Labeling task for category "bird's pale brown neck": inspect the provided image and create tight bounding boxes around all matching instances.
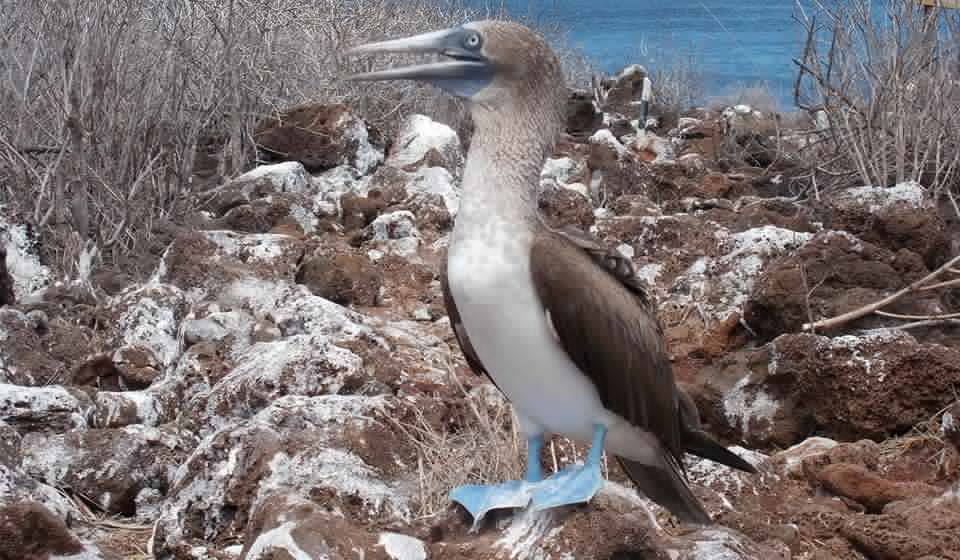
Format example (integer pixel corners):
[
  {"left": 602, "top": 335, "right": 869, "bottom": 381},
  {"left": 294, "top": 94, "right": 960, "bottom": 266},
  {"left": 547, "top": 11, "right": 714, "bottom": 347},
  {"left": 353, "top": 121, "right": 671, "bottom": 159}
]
[{"left": 459, "top": 93, "right": 564, "bottom": 230}]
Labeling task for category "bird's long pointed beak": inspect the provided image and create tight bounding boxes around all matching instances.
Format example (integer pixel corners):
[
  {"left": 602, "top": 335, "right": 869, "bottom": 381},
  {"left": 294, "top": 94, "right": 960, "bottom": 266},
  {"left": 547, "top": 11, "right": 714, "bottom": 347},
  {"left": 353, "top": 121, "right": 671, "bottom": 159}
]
[
  {"left": 345, "top": 27, "right": 490, "bottom": 84},
  {"left": 347, "top": 28, "right": 460, "bottom": 56}
]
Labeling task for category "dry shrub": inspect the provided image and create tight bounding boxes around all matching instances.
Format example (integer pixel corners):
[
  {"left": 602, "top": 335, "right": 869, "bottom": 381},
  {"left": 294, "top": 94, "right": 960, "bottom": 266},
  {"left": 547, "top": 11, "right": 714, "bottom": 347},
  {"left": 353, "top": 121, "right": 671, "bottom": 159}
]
[
  {"left": 395, "top": 366, "right": 611, "bottom": 517},
  {"left": 650, "top": 52, "right": 706, "bottom": 116},
  {"left": 794, "top": 0, "right": 960, "bottom": 195},
  {"left": 394, "top": 380, "right": 522, "bottom": 517},
  {"left": 0, "top": 0, "right": 592, "bottom": 279},
  {"left": 709, "top": 84, "right": 782, "bottom": 114},
  {"left": 0, "top": 0, "right": 486, "bottom": 276}
]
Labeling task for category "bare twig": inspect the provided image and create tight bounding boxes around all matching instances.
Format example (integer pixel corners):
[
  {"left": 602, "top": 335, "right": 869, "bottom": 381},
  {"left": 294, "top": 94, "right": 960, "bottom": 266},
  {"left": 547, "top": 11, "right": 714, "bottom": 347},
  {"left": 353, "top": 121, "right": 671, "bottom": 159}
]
[
  {"left": 793, "top": 0, "right": 960, "bottom": 196},
  {"left": 861, "top": 318, "right": 960, "bottom": 332},
  {"left": 874, "top": 310, "right": 960, "bottom": 320},
  {"left": 803, "top": 254, "right": 960, "bottom": 331},
  {"left": 919, "top": 278, "right": 960, "bottom": 291}
]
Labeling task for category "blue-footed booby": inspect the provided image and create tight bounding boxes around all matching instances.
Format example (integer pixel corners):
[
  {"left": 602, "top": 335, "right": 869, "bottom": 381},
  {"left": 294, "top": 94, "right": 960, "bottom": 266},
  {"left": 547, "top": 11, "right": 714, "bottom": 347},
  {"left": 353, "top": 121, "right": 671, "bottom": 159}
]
[{"left": 348, "top": 21, "right": 756, "bottom": 526}]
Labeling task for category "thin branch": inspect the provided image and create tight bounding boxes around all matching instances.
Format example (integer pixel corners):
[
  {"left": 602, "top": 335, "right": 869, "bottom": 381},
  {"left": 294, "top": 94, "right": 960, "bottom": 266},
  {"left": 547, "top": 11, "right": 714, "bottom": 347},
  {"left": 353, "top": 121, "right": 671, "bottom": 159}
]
[
  {"left": 874, "top": 310, "right": 960, "bottom": 321},
  {"left": 803, "top": 254, "right": 960, "bottom": 331},
  {"left": 919, "top": 278, "right": 960, "bottom": 291},
  {"left": 861, "top": 319, "right": 960, "bottom": 332}
]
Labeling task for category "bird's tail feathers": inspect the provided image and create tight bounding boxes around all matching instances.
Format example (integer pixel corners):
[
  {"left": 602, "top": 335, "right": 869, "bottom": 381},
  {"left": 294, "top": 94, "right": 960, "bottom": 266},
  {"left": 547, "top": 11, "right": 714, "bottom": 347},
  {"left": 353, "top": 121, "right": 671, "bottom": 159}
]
[
  {"left": 682, "top": 428, "right": 758, "bottom": 474},
  {"left": 617, "top": 457, "right": 712, "bottom": 525}
]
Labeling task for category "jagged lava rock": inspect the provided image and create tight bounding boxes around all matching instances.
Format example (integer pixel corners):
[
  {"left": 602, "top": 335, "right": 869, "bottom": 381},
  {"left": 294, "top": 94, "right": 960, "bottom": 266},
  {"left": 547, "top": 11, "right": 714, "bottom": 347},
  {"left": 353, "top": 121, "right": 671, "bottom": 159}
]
[
  {"left": 840, "top": 511, "right": 960, "bottom": 560},
  {"left": 0, "top": 384, "right": 93, "bottom": 434},
  {"left": 0, "top": 422, "right": 81, "bottom": 523},
  {"left": 200, "top": 161, "right": 310, "bottom": 216},
  {"left": 20, "top": 425, "right": 191, "bottom": 516},
  {"left": 565, "top": 88, "right": 603, "bottom": 137},
  {"left": 720, "top": 330, "right": 960, "bottom": 445},
  {"left": 176, "top": 276, "right": 378, "bottom": 432},
  {"left": 183, "top": 333, "right": 367, "bottom": 431},
  {"left": 0, "top": 246, "right": 13, "bottom": 306},
  {"left": 815, "top": 463, "right": 940, "bottom": 512},
  {"left": 721, "top": 104, "right": 767, "bottom": 133},
  {"left": 815, "top": 181, "right": 949, "bottom": 265},
  {"left": 90, "top": 340, "right": 231, "bottom": 430},
  {"left": 105, "top": 283, "right": 188, "bottom": 373},
  {"left": 600, "top": 64, "right": 648, "bottom": 116},
  {"left": 153, "top": 395, "right": 410, "bottom": 558},
  {"left": 240, "top": 492, "right": 393, "bottom": 559},
  {"left": 255, "top": 103, "right": 384, "bottom": 174},
  {"left": 0, "top": 308, "right": 64, "bottom": 386},
  {"left": 745, "top": 230, "right": 933, "bottom": 337},
  {"left": 295, "top": 251, "right": 383, "bottom": 307},
  {"left": 538, "top": 187, "right": 595, "bottom": 230},
  {"left": 0, "top": 209, "right": 51, "bottom": 300},
  {"left": 590, "top": 128, "right": 627, "bottom": 159},
  {"left": 154, "top": 230, "right": 304, "bottom": 294},
  {"left": 0, "top": 420, "right": 19, "bottom": 463},
  {"left": 0, "top": 501, "right": 85, "bottom": 560},
  {"left": 386, "top": 114, "right": 463, "bottom": 174},
  {"left": 629, "top": 130, "right": 676, "bottom": 164},
  {"left": 370, "top": 211, "right": 420, "bottom": 260},
  {"left": 541, "top": 155, "right": 591, "bottom": 193},
  {"left": 771, "top": 436, "right": 839, "bottom": 477},
  {"left": 619, "top": 222, "right": 816, "bottom": 358},
  {"left": 217, "top": 191, "right": 327, "bottom": 236},
  {"left": 399, "top": 166, "right": 461, "bottom": 230},
  {"left": 181, "top": 308, "right": 256, "bottom": 350},
  {"left": 111, "top": 346, "right": 162, "bottom": 389}
]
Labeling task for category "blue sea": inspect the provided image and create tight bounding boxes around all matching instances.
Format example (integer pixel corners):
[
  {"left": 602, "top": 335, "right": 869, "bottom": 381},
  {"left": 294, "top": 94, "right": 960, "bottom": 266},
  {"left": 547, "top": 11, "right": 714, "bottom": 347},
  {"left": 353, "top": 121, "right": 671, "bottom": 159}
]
[{"left": 461, "top": 0, "right": 804, "bottom": 107}]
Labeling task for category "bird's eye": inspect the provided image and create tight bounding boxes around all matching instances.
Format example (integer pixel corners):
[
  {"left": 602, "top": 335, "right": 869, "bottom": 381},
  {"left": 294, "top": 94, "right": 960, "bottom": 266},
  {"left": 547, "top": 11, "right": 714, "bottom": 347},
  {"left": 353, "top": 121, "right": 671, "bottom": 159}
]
[{"left": 464, "top": 33, "right": 482, "bottom": 49}]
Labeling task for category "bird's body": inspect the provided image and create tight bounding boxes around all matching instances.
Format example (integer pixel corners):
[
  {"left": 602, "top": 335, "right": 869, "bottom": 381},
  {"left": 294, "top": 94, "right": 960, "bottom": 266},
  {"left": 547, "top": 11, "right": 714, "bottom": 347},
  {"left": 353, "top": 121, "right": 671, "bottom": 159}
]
[
  {"left": 348, "top": 20, "right": 756, "bottom": 527},
  {"left": 449, "top": 193, "right": 615, "bottom": 443},
  {"left": 447, "top": 117, "right": 664, "bottom": 465}
]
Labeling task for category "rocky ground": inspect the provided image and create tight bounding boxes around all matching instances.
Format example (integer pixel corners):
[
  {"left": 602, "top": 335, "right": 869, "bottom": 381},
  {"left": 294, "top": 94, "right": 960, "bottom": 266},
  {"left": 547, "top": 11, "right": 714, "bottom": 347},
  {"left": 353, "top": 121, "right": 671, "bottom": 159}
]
[{"left": 2, "top": 68, "right": 960, "bottom": 559}]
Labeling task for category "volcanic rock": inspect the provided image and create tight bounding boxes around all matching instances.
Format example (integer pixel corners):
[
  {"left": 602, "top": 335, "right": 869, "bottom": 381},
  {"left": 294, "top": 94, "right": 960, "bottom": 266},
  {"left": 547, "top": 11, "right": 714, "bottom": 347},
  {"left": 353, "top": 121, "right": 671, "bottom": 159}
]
[
  {"left": 745, "top": 230, "right": 933, "bottom": 337},
  {"left": 815, "top": 181, "right": 949, "bottom": 266},
  {"left": 538, "top": 187, "right": 595, "bottom": 230},
  {"left": 296, "top": 252, "right": 383, "bottom": 306},
  {"left": 255, "top": 103, "right": 384, "bottom": 174},
  {"left": 0, "top": 309, "right": 64, "bottom": 386},
  {"left": 815, "top": 463, "right": 940, "bottom": 512},
  {"left": 20, "top": 425, "right": 190, "bottom": 516},
  {"left": 201, "top": 161, "right": 311, "bottom": 216},
  {"left": 0, "top": 501, "right": 84, "bottom": 560},
  {"left": 717, "top": 331, "right": 960, "bottom": 446},
  {"left": 386, "top": 114, "right": 463, "bottom": 174},
  {"left": 0, "top": 247, "right": 13, "bottom": 306},
  {"left": 565, "top": 89, "right": 603, "bottom": 137}
]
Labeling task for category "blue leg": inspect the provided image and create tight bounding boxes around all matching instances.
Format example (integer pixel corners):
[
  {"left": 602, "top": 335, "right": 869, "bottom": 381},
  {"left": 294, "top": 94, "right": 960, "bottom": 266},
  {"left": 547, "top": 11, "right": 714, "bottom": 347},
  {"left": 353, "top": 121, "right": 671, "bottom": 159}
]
[
  {"left": 525, "top": 434, "right": 543, "bottom": 482},
  {"left": 449, "top": 434, "right": 545, "bottom": 526},
  {"left": 530, "top": 424, "right": 607, "bottom": 511}
]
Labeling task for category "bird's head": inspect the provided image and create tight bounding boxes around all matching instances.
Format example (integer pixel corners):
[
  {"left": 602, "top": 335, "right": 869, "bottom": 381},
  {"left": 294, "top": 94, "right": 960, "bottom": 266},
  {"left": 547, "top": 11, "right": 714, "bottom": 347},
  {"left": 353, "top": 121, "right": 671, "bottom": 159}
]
[{"left": 347, "top": 21, "right": 564, "bottom": 120}]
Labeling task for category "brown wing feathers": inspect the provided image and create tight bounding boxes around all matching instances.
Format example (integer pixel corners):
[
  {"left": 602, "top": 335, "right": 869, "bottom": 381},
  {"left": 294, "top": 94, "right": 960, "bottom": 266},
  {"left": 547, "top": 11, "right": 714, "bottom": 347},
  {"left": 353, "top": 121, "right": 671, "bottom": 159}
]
[
  {"left": 528, "top": 232, "right": 685, "bottom": 463},
  {"left": 440, "top": 228, "right": 754, "bottom": 524},
  {"left": 529, "top": 231, "right": 712, "bottom": 523}
]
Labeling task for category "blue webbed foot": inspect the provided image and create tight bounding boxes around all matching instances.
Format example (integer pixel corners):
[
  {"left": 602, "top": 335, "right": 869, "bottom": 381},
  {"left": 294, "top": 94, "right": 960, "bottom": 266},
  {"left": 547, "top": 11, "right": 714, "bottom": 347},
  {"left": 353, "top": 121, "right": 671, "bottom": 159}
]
[
  {"left": 449, "top": 426, "right": 609, "bottom": 525},
  {"left": 449, "top": 480, "right": 532, "bottom": 527},
  {"left": 449, "top": 433, "right": 545, "bottom": 528},
  {"left": 531, "top": 424, "right": 607, "bottom": 511},
  {"left": 530, "top": 461, "right": 604, "bottom": 511}
]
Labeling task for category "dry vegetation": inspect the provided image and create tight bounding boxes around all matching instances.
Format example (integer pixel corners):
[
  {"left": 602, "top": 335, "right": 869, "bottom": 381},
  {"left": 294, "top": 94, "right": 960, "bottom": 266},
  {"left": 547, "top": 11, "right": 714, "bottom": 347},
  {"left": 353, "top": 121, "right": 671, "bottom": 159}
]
[
  {"left": 394, "top": 380, "right": 523, "bottom": 517},
  {"left": 794, "top": 0, "right": 960, "bottom": 197},
  {"left": 0, "top": 0, "right": 590, "bottom": 278},
  {"left": 396, "top": 364, "right": 610, "bottom": 517},
  {"left": 648, "top": 51, "right": 706, "bottom": 116}
]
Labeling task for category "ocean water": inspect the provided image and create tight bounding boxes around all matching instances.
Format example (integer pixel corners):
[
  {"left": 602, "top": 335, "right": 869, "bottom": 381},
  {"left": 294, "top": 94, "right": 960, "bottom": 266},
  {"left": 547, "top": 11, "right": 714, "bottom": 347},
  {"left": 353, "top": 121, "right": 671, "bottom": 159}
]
[{"left": 462, "top": 0, "right": 804, "bottom": 107}]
